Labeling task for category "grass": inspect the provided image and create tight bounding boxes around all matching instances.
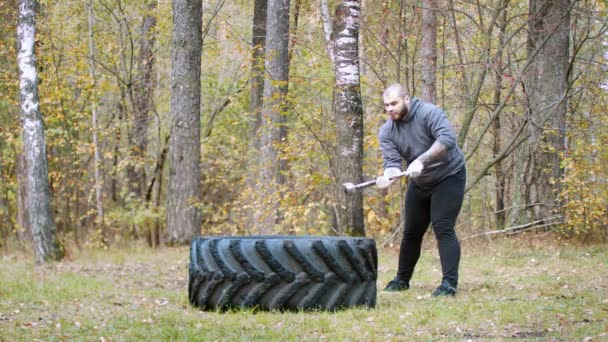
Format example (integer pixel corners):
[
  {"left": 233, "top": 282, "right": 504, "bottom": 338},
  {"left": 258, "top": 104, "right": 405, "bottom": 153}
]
[{"left": 1, "top": 236, "right": 606, "bottom": 341}]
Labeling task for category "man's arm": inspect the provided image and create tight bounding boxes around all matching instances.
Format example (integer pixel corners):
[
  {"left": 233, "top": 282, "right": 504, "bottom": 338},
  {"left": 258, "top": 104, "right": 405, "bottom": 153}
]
[
  {"left": 418, "top": 107, "right": 458, "bottom": 165},
  {"left": 416, "top": 140, "right": 447, "bottom": 166},
  {"left": 379, "top": 125, "right": 403, "bottom": 171},
  {"left": 406, "top": 107, "right": 454, "bottom": 178},
  {"left": 377, "top": 124, "right": 403, "bottom": 188}
]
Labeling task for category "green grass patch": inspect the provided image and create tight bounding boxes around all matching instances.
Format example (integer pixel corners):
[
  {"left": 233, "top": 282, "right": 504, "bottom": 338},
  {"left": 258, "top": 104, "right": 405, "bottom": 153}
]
[{"left": 1, "top": 237, "right": 606, "bottom": 340}]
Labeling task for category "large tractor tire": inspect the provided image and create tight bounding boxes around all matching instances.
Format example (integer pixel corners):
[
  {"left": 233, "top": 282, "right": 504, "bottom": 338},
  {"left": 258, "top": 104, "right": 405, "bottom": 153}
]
[{"left": 188, "top": 236, "right": 377, "bottom": 311}]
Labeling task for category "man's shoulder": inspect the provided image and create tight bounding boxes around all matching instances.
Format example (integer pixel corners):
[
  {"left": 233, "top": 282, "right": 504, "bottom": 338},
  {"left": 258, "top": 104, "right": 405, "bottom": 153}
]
[
  {"left": 414, "top": 101, "right": 446, "bottom": 127},
  {"left": 414, "top": 99, "right": 441, "bottom": 116}
]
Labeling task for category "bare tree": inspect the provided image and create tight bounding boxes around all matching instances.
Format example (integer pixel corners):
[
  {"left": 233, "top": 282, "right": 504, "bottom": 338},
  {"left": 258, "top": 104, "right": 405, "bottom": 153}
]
[
  {"left": 257, "top": 0, "right": 291, "bottom": 233},
  {"left": 492, "top": 5, "right": 508, "bottom": 229},
  {"left": 333, "top": 0, "right": 365, "bottom": 236},
  {"left": 249, "top": 0, "right": 267, "bottom": 145},
  {"left": 166, "top": 0, "right": 203, "bottom": 244},
  {"left": 523, "top": 0, "right": 570, "bottom": 221},
  {"left": 17, "top": 0, "right": 63, "bottom": 263},
  {"left": 128, "top": 1, "right": 157, "bottom": 199},
  {"left": 16, "top": 151, "right": 30, "bottom": 241},
  {"left": 420, "top": 0, "right": 438, "bottom": 103},
  {"left": 247, "top": 0, "right": 267, "bottom": 229},
  {"left": 319, "top": 0, "right": 334, "bottom": 65},
  {"left": 86, "top": 0, "right": 106, "bottom": 242}
]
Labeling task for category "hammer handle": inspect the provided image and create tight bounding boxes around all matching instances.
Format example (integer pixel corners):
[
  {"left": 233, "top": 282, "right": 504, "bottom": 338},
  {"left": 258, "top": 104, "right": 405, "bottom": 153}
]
[
  {"left": 351, "top": 162, "right": 444, "bottom": 191},
  {"left": 352, "top": 179, "right": 377, "bottom": 190},
  {"left": 355, "top": 171, "right": 406, "bottom": 190}
]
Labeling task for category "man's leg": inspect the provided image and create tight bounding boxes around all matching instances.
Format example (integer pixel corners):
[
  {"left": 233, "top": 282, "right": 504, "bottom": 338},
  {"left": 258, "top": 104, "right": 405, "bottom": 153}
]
[
  {"left": 395, "top": 182, "right": 432, "bottom": 283},
  {"left": 430, "top": 167, "right": 466, "bottom": 289}
]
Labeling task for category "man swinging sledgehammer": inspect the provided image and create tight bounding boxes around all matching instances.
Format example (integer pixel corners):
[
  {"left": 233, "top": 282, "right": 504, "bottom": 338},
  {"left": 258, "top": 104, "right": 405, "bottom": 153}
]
[{"left": 377, "top": 83, "right": 466, "bottom": 297}]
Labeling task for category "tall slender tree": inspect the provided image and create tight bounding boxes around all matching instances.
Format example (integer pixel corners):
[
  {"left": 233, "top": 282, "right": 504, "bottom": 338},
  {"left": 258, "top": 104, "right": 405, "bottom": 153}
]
[
  {"left": 257, "top": 0, "right": 290, "bottom": 233},
  {"left": 333, "top": 0, "right": 365, "bottom": 236},
  {"left": 166, "top": 0, "right": 203, "bottom": 244},
  {"left": 247, "top": 0, "right": 267, "bottom": 228},
  {"left": 249, "top": 0, "right": 267, "bottom": 146},
  {"left": 16, "top": 151, "right": 29, "bottom": 240},
  {"left": 86, "top": 0, "right": 105, "bottom": 242},
  {"left": 523, "top": 0, "right": 570, "bottom": 221},
  {"left": 128, "top": 1, "right": 158, "bottom": 199},
  {"left": 17, "top": 0, "right": 63, "bottom": 263},
  {"left": 492, "top": 6, "right": 508, "bottom": 229},
  {"left": 420, "top": 0, "right": 438, "bottom": 103}
]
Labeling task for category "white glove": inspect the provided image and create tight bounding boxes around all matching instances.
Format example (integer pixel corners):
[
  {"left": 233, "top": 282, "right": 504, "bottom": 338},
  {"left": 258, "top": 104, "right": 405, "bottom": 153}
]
[
  {"left": 376, "top": 167, "right": 401, "bottom": 189},
  {"left": 405, "top": 159, "right": 424, "bottom": 179}
]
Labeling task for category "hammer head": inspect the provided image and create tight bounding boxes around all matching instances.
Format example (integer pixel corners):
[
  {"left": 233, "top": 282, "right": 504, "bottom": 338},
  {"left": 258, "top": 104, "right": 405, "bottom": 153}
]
[{"left": 343, "top": 182, "right": 357, "bottom": 193}]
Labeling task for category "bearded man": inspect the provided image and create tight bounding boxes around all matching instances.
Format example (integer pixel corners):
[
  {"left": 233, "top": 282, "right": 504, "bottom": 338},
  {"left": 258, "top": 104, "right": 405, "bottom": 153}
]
[{"left": 378, "top": 83, "right": 466, "bottom": 297}]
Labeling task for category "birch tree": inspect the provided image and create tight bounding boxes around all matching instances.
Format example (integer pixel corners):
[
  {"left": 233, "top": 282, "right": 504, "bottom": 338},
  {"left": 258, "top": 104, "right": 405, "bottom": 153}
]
[
  {"left": 166, "top": 0, "right": 203, "bottom": 244},
  {"left": 86, "top": 0, "right": 105, "bottom": 240},
  {"left": 17, "top": 0, "right": 63, "bottom": 263},
  {"left": 333, "top": 0, "right": 365, "bottom": 236}
]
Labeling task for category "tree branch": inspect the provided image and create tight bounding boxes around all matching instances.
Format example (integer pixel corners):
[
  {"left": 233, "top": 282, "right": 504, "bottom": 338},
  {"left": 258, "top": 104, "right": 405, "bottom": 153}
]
[{"left": 462, "top": 215, "right": 562, "bottom": 240}]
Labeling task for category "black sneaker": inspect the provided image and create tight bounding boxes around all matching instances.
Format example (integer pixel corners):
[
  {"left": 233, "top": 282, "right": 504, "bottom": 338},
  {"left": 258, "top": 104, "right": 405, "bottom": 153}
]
[
  {"left": 383, "top": 279, "right": 410, "bottom": 292},
  {"left": 432, "top": 281, "right": 457, "bottom": 297}
]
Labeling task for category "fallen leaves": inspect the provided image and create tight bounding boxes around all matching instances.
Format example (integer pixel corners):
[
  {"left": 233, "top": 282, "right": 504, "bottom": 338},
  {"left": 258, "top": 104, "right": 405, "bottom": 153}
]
[
  {"left": 1, "top": 243, "right": 606, "bottom": 341},
  {"left": 154, "top": 298, "right": 169, "bottom": 306}
]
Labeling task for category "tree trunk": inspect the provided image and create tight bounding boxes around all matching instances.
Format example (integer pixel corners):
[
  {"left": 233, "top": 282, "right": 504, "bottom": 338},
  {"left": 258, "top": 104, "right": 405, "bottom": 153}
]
[
  {"left": 0, "top": 161, "right": 14, "bottom": 246},
  {"left": 319, "top": 0, "right": 334, "bottom": 65},
  {"left": 333, "top": 0, "right": 365, "bottom": 237},
  {"left": 420, "top": 0, "right": 438, "bottom": 103},
  {"left": 250, "top": 0, "right": 267, "bottom": 142},
  {"left": 492, "top": 6, "right": 507, "bottom": 229},
  {"left": 166, "top": 0, "right": 203, "bottom": 244},
  {"left": 523, "top": 0, "right": 570, "bottom": 221},
  {"left": 128, "top": 2, "right": 157, "bottom": 199},
  {"left": 17, "top": 0, "right": 63, "bottom": 263},
  {"left": 247, "top": 0, "right": 267, "bottom": 230},
  {"left": 111, "top": 108, "right": 121, "bottom": 203},
  {"left": 257, "top": 0, "right": 290, "bottom": 233},
  {"left": 151, "top": 136, "right": 169, "bottom": 248},
  {"left": 16, "top": 150, "right": 30, "bottom": 241},
  {"left": 86, "top": 0, "right": 106, "bottom": 243}
]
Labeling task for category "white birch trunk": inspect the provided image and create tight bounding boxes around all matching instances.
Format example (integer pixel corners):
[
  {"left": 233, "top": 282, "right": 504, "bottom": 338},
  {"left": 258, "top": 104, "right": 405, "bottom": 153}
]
[
  {"left": 86, "top": 0, "right": 105, "bottom": 234},
  {"left": 17, "top": 0, "right": 63, "bottom": 263},
  {"left": 333, "top": 0, "right": 365, "bottom": 236},
  {"left": 319, "top": 0, "right": 335, "bottom": 64}
]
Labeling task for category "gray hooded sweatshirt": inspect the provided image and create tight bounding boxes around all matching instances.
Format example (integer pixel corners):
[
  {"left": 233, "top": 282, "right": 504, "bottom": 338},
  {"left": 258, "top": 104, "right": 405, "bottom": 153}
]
[{"left": 378, "top": 97, "right": 465, "bottom": 188}]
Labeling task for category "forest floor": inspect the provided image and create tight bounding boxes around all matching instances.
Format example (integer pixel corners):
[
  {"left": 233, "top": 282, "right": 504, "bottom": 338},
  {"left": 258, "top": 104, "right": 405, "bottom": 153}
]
[{"left": 0, "top": 235, "right": 607, "bottom": 341}]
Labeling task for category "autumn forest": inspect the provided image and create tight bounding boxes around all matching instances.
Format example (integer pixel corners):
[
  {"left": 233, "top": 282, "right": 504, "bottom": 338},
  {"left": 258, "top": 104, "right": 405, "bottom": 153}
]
[{"left": 1, "top": 0, "right": 607, "bottom": 262}]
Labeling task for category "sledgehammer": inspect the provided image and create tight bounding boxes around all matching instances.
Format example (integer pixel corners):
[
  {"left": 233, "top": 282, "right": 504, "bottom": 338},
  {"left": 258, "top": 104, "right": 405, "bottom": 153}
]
[
  {"left": 342, "top": 171, "right": 407, "bottom": 193},
  {"left": 342, "top": 162, "right": 444, "bottom": 193}
]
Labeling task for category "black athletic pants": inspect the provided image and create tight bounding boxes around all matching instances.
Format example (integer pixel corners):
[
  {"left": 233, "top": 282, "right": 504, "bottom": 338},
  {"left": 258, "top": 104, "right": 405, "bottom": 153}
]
[{"left": 396, "top": 166, "right": 466, "bottom": 288}]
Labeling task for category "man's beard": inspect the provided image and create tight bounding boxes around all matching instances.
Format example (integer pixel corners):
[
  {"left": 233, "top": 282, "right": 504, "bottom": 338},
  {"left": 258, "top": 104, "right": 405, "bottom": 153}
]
[{"left": 398, "top": 106, "right": 409, "bottom": 121}]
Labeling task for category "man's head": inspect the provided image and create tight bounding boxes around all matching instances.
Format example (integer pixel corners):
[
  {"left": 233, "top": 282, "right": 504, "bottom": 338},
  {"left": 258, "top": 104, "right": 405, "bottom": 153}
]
[{"left": 383, "top": 83, "right": 410, "bottom": 121}]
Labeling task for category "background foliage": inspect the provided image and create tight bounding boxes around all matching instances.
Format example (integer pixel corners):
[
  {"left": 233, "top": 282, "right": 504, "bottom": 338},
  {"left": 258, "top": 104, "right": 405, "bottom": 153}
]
[{"left": 1, "top": 0, "right": 607, "bottom": 250}]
